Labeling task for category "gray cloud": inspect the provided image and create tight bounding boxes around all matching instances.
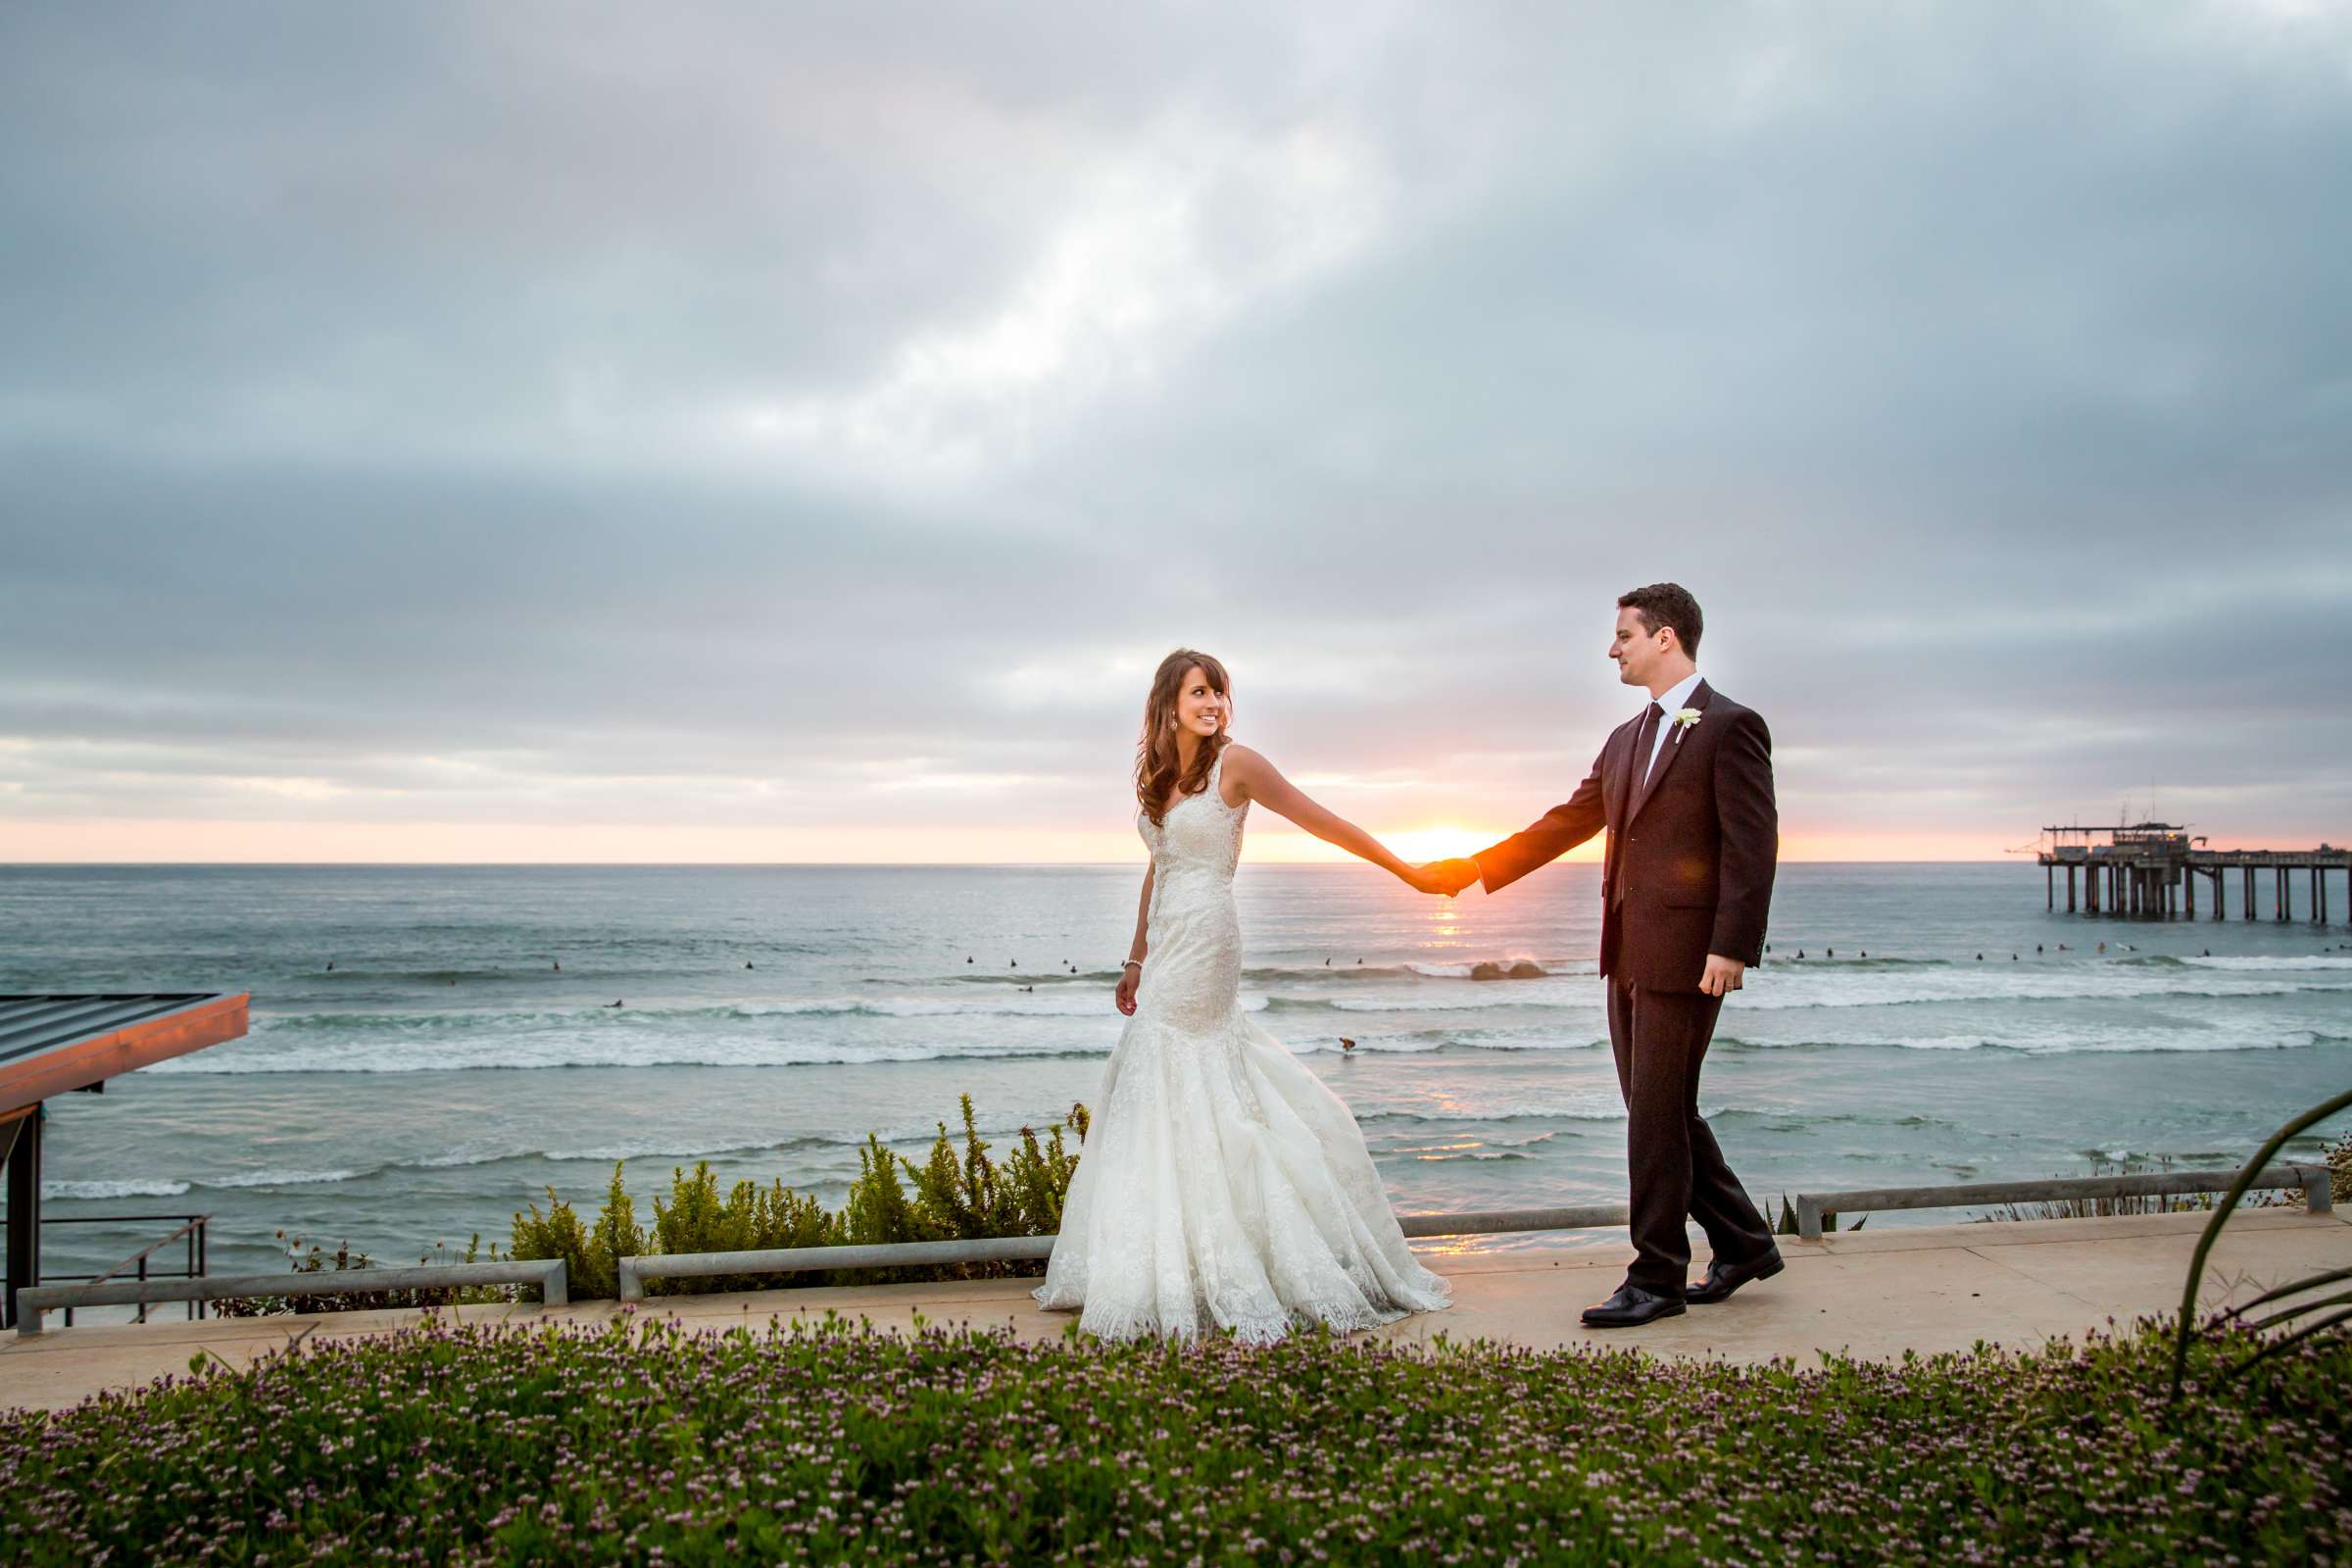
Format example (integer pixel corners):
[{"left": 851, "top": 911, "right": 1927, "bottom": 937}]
[{"left": 4, "top": 1, "right": 2349, "bottom": 853}]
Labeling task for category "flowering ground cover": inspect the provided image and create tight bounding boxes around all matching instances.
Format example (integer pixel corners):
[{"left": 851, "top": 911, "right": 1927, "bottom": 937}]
[{"left": 4, "top": 1313, "right": 2344, "bottom": 1565}]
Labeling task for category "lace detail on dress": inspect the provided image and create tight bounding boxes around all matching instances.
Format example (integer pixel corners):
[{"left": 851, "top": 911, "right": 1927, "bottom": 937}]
[{"left": 1035, "top": 750, "right": 1450, "bottom": 1344}]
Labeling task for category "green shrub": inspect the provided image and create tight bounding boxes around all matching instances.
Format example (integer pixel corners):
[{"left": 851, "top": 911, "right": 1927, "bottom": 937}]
[
  {"left": 508, "top": 1095, "right": 1089, "bottom": 1299},
  {"left": 6, "top": 1314, "right": 2345, "bottom": 1565},
  {"left": 839, "top": 1133, "right": 920, "bottom": 1254},
  {"left": 650, "top": 1166, "right": 839, "bottom": 1294},
  {"left": 509, "top": 1164, "right": 631, "bottom": 1301},
  {"left": 589, "top": 1160, "right": 647, "bottom": 1287}
]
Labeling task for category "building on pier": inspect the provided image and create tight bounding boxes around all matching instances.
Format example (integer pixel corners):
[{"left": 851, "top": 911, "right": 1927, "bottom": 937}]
[{"left": 2037, "top": 822, "right": 2349, "bottom": 922}]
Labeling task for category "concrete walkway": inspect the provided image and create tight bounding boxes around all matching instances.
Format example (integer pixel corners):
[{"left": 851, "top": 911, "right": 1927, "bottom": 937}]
[{"left": 5, "top": 1208, "right": 2345, "bottom": 1414}]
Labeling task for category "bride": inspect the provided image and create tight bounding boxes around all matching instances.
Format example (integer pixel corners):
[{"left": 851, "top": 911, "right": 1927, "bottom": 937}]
[{"left": 1035, "top": 649, "right": 1453, "bottom": 1344}]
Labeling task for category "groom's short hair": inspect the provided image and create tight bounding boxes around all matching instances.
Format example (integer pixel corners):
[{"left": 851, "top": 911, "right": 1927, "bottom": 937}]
[{"left": 1618, "top": 583, "right": 1702, "bottom": 657}]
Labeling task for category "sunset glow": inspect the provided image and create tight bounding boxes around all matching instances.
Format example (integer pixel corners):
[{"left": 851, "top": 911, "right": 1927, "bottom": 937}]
[{"left": 1362, "top": 825, "right": 1510, "bottom": 865}]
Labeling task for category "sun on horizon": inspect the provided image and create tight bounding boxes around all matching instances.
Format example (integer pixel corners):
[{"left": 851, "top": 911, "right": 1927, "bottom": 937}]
[{"left": 1369, "top": 825, "right": 1509, "bottom": 864}]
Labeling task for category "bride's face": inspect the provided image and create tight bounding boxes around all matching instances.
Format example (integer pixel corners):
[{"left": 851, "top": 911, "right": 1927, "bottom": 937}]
[{"left": 1172, "top": 667, "right": 1228, "bottom": 739}]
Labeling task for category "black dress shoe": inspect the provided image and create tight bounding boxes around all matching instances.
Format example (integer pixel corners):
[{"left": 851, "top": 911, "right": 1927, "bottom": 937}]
[
  {"left": 1686, "top": 1249, "right": 1785, "bottom": 1305},
  {"left": 1580, "top": 1283, "right": 1686, "bottom": 1328}
]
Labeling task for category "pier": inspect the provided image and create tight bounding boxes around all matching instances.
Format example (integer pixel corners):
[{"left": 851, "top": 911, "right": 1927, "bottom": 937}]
[{"left": 2037, "top": 821, "right": 2351, "bottom": 922}]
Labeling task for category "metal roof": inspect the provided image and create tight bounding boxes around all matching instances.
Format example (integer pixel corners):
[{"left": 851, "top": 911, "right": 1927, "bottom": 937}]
[{"left": 0, "top": 994, "right": 250, "bottom": 1114}]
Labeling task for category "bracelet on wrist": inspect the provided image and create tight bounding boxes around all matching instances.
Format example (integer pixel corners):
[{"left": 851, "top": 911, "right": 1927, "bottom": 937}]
[{"left": 1121, "top": 959, "right": 1143, "bottom": 970}]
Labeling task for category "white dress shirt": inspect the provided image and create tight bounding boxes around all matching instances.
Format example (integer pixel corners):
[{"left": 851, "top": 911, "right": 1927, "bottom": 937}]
[{"left": 1642, "top": 670, "right": 1704, "bottom": 782}]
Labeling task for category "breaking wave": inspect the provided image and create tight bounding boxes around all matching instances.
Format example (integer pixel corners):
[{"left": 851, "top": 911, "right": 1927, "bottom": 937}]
[
  {"left": 150, "top": 1039, "right": 1117, "bottom": 1074},
  {"left": 42, "top": 1178, "right": 194, "bottom": 1200}
]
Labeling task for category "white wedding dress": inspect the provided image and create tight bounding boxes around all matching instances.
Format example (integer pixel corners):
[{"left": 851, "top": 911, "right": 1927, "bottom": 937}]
[{"left": 1035, "top": 753, "right": 1451, "bottom": 1344}]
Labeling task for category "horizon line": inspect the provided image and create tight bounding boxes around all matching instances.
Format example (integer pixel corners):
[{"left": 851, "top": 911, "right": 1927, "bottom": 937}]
[{"left": 0, "top": 858, "right": 2022, "bottom": 869}]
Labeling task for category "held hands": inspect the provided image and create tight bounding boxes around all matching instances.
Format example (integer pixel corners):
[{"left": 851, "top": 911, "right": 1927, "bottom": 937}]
[
  {"left": 1699, "top": 955, "right": 1746, "bottom": 997},
  {"left": 1413, "top": 858, "right": 1482, "bottom": 898},
  {"left": 1115, "top": 963, "right": 1141, "bottom": 1015}
]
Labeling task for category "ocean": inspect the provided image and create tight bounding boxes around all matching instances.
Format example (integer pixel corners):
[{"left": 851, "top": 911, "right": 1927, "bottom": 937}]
[{"left": 6, "top": 862, "right": 2347, "bottom": 1288}]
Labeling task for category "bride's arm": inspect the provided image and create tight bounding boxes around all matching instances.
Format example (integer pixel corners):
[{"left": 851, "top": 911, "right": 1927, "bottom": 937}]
[
  {"left": 1221, "top": 746, "right": 1435, "bottom": 891},
  {"left": 1115, "top": 864, "right": 1153, "bottom": 1014}
]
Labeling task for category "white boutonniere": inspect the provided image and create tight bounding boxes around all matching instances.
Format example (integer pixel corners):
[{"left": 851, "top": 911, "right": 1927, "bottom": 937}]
[{"left": 1672, "top": 707, "right": 1702, "bottom": 730}]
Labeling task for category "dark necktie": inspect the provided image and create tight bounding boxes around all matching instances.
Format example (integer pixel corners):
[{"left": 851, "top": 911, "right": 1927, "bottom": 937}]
[
  {"left": 1632, "top": 701, "right": 1663, "bottom": 792},
  {"left": 1612, "top": 702, "right": 1663, "bottom": 909}
]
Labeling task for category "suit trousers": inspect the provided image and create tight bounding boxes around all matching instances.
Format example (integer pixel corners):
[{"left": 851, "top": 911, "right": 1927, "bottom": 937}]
[{"left": 1605, "top": 975, "right": 1775, "bottom": 1295}]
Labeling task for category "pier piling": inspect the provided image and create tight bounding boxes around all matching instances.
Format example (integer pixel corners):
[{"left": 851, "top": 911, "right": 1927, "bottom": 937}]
[{"left": 2036, "top": 824, "right": 2347, "bottom": 923}]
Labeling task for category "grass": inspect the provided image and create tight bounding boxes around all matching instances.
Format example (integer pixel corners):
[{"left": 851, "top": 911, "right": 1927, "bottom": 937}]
[
  {"left": 1973, "top": 1140, "right": 2352, "bottom": 1225},
  {"left": 212, "top": 1233, "right": 517, "bottom": 1318},
  {"left": 1976, "top": 1162, "right": 2222, "bottom": 1224},
  {"left": 4, "top": 1313, "right": 2344, "bottom": 1566}
]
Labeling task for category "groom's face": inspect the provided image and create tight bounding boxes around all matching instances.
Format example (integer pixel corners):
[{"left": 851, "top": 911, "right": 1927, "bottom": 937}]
[{"left": 1609, "top": 607, "right": 1671, "bottom": 687}]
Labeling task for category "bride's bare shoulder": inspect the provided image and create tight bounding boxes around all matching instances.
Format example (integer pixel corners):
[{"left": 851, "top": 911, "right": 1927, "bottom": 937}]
[{"left": 1217, "top": 743, "right": 1268, "bottom": 806}]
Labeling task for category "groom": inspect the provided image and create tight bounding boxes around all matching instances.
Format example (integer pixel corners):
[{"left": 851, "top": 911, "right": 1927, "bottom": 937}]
[{"left": 1424, "top": 583, "right": 1782, "bottom": 1327}]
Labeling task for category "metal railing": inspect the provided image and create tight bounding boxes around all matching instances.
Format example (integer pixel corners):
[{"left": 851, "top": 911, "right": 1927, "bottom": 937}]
[
  {"left": 37, "top": 1212, "right": 211, "bottom": 1328},
  {"left": 614, "top": 1173, "right": 2341, "bottom": 1299},
  {"left": 15, "top": 1170, "right": 2332, "bottom": 1328},
  {"left": 1791, "top": 1164, "right": 2334, "bottom": 1241},
  {"left": 14, "top": 1257, "right": 568, "bottom": 1337},
  {"left": 619, "top": 1236, "right": 1054, "bottom": 1299},
  {"left": 614, "top": 1204, "right": 1634, "bottom": 1300}
]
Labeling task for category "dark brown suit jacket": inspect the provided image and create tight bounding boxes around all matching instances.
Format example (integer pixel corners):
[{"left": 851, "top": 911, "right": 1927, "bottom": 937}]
[{"left": 1472, "top": 680, "right": 1777, "bottom": 992}]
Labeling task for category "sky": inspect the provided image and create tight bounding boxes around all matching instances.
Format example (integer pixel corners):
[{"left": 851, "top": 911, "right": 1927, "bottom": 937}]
[{"left": 3, "top": 1, "right": 2349, "bottom": 864}]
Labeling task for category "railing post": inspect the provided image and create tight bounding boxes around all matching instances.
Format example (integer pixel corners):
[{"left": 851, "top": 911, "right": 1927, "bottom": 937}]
[
  {"left": 617, "top": 1256, "right": 645, "bottom": 1302},
  {"left": 1795, "top": 1196, "right": 1825, "bottom": 1241},
  {"left": 4, "top": 1106, "right": 41, "bottom": 1332},
  {"left": 2301, "top": 1164, "right": 2335, "bottom": 1215}
]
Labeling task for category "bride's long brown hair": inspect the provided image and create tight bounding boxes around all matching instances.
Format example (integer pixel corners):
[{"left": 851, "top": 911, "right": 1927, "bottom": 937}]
[{"left": 1136, "top": 649, "right": 1232, "bottom": 825}]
